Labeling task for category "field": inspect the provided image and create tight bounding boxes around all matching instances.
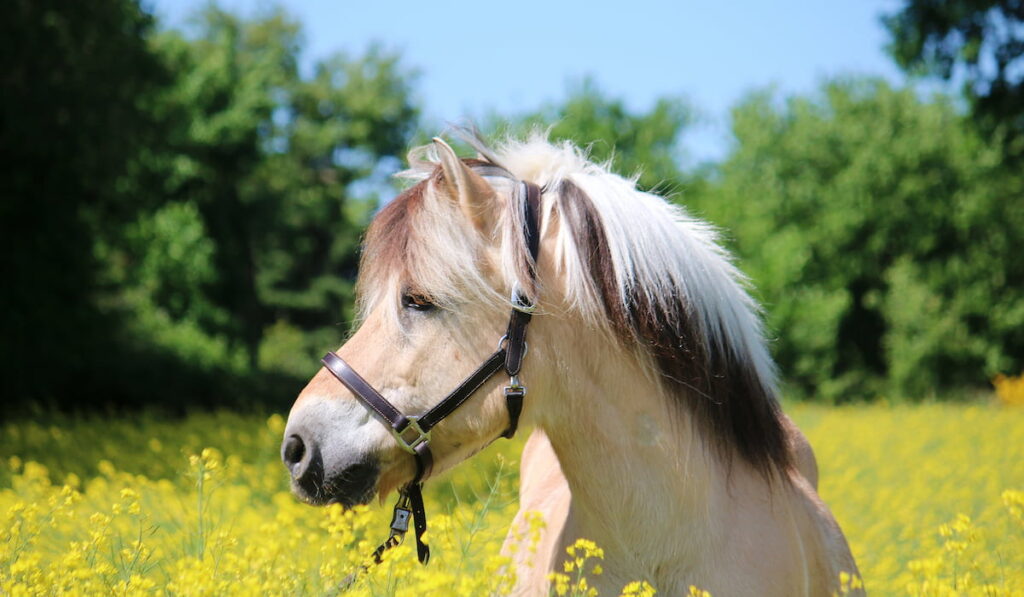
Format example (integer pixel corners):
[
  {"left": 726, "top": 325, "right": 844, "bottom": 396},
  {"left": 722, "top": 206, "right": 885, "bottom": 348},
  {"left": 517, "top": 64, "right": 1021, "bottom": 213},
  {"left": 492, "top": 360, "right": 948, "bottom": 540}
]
[{"left": 2, "top": 402, "right": 1022, "bottom": 596}]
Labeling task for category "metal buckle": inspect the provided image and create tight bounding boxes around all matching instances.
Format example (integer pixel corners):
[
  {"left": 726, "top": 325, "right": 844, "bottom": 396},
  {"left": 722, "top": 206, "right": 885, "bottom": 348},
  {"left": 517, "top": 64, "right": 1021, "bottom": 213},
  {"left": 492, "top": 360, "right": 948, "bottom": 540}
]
[
  {"left": 391, "top": 416, "right": 430, "bottom": 454},
  {"left": 505, "top": 375, "right": 526, "bottom": 401},
  {"left": 506, "top": 375, "right": 525, "bottom": 393},
  {"left": 510, "top": 283, "right": 536, "bottom": 314},
  {"left": 389, "top": 491, "right": 413, "bottom": 535}
]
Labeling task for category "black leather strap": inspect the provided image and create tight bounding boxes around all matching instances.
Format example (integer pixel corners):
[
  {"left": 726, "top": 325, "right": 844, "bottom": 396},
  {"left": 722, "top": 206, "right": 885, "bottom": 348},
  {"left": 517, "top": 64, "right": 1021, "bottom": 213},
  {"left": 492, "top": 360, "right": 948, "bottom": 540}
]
[
  {"left": 407, "top": 483, "right": 429, "bottom": 564},
  {"left": 502, "top": 385, "right": 525, "bottom": 439},
  {"left": 411, "top": 441, "right": 433, "bottom": 483},
  {"left": 322, "top": 352, "right": 410, "bottom": 433},
  {"left": 522, "top": 182, "right": 542, "bottom": 273},
  {"left": 503, "top": 310, "right": 531, "bottom": 376},
  {"left": 504, "top": 182, "right": 541, "bottom": 376},
  {"left": 418, "top": 349, "right": 507, "bottom": 431}
]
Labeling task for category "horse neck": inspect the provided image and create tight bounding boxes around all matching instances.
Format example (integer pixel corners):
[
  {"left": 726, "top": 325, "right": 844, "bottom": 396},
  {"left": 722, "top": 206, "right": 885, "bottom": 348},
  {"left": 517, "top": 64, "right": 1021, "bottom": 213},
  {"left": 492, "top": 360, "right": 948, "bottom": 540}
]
[{"left": 530, "top": 318, "right": 734, "bottom": 570}]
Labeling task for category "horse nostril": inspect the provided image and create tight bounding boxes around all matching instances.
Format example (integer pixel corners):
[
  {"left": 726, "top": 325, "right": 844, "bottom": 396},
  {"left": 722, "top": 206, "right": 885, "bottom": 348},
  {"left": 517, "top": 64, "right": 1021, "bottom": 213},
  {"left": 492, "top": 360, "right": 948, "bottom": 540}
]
[
  {"left": 281, "top": 431, "right": 325, "bottom": 499},
  {"left": 282, "top": 434, "right": 306, "bottom": 473}
]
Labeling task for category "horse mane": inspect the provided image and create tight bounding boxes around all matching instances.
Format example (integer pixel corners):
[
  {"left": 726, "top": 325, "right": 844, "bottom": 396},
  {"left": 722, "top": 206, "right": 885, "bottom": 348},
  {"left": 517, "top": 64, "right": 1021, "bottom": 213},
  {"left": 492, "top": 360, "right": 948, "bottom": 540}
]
[{"left": 365, "top": 132, "right": 792, "bottom": 477}]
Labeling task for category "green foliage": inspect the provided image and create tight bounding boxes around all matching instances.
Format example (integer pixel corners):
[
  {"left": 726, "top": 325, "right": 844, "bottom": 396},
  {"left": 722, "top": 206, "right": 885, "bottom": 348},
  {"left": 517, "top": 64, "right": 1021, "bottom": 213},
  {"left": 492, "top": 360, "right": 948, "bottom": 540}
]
[
  {"left": 499, "top": 77, "right": 1024, "bottom": 401},
  {"left": 495, "top": 79, "right": 693, "bottom": 192},
  {"left": 122, "top": 201, "right": 220, "bottom": 322},
  {"left": 693, "top": 78, "right": 1024, "bottom": 400},
  {"left": 120, "top": 7, "right": 418, "bottom": 375},
  {"left": 258, "top": 320, "right": 315, "bottom": 379},
  {"left": 5, "top": 1, "right": 1021, "bottom": 410},
  {"left": 0, "top": 0, "right": 167, "bottom": 404},
  {"left": 2, "top": 2, "right": 418, "bottom": 411},
  {"left": 884, "top": 0, "right": 1024, "bottom": 156}
]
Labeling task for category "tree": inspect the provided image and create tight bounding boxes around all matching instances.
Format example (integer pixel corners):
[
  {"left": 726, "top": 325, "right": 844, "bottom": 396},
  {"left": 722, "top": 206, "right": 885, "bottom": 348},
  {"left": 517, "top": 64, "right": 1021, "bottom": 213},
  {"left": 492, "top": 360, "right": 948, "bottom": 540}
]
[
  {"left": 1, "top": 2, "right": 419, "bottom": 410},
  {"left": 695, "top": 78, "right": 1024, "bottom": 400},
  {"left": 110, "top": 7, "right": 419, "bottom": 381},
  {"left": 495, "top": 79, "right": 693, "bottom": 192},
  {"left": 884, "top": 0, "right": 1024, "bottom": 156},
  {"left": 0, "top": 0, "right": 168, "bottom": 406}
]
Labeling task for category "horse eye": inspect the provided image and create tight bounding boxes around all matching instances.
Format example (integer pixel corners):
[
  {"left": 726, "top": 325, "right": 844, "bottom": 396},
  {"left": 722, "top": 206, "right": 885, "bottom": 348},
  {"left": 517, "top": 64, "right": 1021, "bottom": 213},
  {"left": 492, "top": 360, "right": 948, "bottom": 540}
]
[{"left": 401, "top": 293, "right": 435, "bottom": 312}]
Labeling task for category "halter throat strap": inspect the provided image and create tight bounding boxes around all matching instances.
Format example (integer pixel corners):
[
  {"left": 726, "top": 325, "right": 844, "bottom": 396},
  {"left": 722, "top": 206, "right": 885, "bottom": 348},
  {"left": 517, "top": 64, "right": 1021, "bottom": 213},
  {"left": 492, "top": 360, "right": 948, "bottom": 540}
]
[{"left": 320, "top": 180, "right": 542, "bottom": 566}]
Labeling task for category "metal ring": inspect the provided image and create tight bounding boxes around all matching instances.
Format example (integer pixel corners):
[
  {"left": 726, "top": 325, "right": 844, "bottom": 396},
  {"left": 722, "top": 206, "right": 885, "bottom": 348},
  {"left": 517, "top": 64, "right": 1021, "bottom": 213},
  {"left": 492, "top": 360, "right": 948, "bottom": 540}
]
[{"left": 496, "top": 335, "right": 528, "bottom": 358}]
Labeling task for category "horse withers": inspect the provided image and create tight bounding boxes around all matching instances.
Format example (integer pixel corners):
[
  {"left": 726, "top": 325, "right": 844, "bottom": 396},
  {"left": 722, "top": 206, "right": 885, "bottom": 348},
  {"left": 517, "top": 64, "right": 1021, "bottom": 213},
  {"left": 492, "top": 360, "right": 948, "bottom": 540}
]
[{"left": 281, "top": 133, "right": 862, "bottom": 595}]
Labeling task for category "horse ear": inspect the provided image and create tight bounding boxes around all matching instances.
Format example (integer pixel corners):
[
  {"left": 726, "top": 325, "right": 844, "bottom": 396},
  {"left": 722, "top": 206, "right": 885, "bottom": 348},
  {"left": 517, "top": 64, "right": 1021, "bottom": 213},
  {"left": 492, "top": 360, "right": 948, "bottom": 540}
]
[{"left": 433, "top": 137, "right": 497, "bottom": 233}]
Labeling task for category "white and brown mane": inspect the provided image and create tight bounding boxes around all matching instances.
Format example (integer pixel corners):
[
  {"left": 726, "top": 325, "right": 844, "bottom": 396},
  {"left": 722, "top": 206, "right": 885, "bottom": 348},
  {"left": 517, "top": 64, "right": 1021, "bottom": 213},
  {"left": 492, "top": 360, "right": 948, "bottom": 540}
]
[{"left": 283, "top": 133, "right": 861, "bottom": 595}]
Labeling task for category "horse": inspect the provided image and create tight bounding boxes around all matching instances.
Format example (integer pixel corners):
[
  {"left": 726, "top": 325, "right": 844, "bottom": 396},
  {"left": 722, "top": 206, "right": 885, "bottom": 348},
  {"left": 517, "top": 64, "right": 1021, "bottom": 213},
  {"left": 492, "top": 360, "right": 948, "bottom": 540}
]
[{"left": 281, "top": 132, "right": 862, "bottom": 595}]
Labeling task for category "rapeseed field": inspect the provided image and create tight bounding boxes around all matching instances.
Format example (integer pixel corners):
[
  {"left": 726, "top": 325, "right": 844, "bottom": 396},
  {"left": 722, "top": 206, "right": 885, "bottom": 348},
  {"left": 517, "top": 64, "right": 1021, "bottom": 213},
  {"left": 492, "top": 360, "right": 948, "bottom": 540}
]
[{"left": 1, "top": 401, "right": 1022, "bottom": 596}]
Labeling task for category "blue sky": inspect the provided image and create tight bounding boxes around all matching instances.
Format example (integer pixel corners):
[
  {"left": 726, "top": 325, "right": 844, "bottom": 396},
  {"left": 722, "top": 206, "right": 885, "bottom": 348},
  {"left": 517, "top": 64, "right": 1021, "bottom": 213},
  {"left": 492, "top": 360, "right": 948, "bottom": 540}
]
[{"left": 151, "top": 0, "right": 924, "bottom": 164}]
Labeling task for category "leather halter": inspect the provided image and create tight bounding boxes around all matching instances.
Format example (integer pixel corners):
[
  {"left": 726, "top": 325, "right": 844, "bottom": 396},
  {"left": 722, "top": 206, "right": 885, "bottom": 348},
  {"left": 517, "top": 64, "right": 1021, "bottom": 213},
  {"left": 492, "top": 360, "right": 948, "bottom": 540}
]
[{"left": 321, "top": 180, "right": 542, "bottom": 567}]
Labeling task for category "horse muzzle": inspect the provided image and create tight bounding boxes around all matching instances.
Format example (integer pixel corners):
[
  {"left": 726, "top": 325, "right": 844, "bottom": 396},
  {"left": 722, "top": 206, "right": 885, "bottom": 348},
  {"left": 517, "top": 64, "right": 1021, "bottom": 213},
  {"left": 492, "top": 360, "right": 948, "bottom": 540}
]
[{"left": 281, "top": 428, "right": 380, "bottom": 507}]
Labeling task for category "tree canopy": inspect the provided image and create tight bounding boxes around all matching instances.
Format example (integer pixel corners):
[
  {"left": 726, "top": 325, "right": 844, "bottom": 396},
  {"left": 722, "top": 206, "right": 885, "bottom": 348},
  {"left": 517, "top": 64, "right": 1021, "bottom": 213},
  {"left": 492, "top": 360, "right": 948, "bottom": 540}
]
[
  {"left": 2, "top": 2, "right": 418, "bottom": 411},
  {"left": 884, "top": 0, "right": 1024, "bottom": 156},
  {"left": 122, "top": 8, "right": 418, "bottom": 380},
  {"left": 4, "top": 1, "right": 1021, "bottom": 410},
  {"left": 1, "top": 0, "right": 168, "bottom": 408},
  {"left": 694, "top": 78, "right": 1023, "bottom": 400},
  {"left": 501, "top": 78, "right": 693, "bottom": 192}
]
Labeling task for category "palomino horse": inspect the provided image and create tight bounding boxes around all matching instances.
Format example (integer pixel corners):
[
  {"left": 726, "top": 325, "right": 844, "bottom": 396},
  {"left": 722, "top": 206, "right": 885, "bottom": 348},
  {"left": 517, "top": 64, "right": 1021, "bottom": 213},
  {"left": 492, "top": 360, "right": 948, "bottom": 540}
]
[{"left": 282, "top": 133, "right": 861, "bottom": 595}]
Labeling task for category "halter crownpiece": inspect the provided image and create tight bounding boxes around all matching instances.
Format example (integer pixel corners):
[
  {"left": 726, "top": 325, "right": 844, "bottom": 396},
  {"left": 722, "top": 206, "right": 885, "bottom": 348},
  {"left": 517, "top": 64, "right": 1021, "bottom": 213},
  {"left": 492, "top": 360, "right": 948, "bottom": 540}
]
[{"left": 320, "top": 180, "right": 542, "bottom": 569}]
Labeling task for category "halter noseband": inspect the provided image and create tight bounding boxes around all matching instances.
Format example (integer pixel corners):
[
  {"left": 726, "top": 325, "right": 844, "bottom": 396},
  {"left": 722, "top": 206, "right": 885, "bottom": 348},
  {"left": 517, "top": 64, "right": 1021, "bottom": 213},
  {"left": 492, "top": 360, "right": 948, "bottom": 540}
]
[{"left": 320, "top": 180, "right": 542, "bottom": 568}]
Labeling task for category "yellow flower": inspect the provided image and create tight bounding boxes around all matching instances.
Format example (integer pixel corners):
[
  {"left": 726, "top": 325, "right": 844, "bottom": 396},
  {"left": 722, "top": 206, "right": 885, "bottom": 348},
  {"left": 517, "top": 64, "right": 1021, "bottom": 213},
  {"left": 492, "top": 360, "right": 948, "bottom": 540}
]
[
  {"left": 993, "top": 373, "right": 1024, "bottom": 406},
  {"left": 0, "top": 404, "right": 1020, "bottom": 596},
  {"left": 620, "top": 580, "right": 658, "bottom": 597}
]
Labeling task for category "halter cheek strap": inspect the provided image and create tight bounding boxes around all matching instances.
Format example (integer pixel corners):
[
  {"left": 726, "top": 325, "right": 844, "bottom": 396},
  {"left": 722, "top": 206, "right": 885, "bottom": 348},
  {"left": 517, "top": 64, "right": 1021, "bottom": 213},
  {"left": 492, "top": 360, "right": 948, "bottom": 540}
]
[{"left": 321, "top": 181, "right": 542, "bottom": 569}]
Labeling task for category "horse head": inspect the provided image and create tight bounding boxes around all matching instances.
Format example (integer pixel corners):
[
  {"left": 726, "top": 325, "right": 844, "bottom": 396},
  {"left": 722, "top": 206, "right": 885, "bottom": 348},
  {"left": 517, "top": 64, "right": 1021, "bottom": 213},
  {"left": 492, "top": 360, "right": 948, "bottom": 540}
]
[{"left": 282, "top": 137, "right": 549, "bottom": 507}]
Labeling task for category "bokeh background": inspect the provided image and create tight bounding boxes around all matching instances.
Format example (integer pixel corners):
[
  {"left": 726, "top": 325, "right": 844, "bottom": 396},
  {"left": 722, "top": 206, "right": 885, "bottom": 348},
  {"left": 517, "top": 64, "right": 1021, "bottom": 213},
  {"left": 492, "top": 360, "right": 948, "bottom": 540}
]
[{"left": 3, "top": 0, "right": 1023, "bottom": 411}]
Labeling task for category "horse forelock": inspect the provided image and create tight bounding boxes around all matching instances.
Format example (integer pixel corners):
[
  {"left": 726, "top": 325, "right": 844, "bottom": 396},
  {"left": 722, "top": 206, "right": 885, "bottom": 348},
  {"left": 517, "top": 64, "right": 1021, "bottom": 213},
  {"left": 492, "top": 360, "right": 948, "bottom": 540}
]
[
  {"left": 358, "top": 162, "right": 516, "bottom": 326},
  {"left": 357, "top": 178, "right": 425, "bottom": 321}
]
